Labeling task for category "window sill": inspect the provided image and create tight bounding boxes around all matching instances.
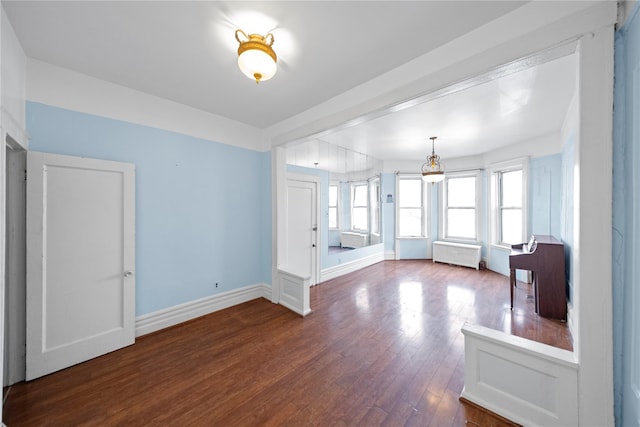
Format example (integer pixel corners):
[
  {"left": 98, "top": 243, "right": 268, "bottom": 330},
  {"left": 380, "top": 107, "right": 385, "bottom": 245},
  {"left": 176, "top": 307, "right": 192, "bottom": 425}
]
[{"left": 490, "top": 244, "right": 512, "bottom": 251}]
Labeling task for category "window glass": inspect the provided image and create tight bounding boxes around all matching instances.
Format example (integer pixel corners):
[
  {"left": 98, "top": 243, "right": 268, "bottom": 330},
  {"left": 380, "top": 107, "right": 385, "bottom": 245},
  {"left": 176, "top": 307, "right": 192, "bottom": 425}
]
[
  {"left": 445, "top": 175, "right": 477, "bottom": 240},
  {"left": 499, "top": 169, "right": 523, "bottom": 245},
  {"left": 501, "top": 209, "right": 522, "bottom": 244},
  {"left": 501, "top": 170, "right": 522, "bottom": 207},
  {"left": 351, "top": 183, "right": 368, "bottom": 231},
  {"left": 447, "top": 177, "right": 476, "bottom": 207},
  {"left": 399, "top": 208, "right": 423, "bottom": 236},
  {"left": 370, "top": 179, "right": 380, "bottom": 235},
  {"left": 447, "top": 208, "right": 476, "bottom": 239},
  {"left": 353, "top": 185, "right": 367, "bottom": 206},
  {"left": 399, "top": 179, "right": 422, "bottom": 208},
  {"left": 397, "top": 177, "right": 425, "bottom": 237}
]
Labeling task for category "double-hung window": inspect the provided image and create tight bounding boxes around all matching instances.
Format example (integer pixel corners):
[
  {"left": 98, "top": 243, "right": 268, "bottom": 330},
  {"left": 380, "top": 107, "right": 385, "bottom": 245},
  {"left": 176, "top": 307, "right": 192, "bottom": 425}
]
[
  {"left": 498, "top": 169, "right": 523, "bottom": 245},
  {"left": 397, "top": 176, "right": 427, "bottom": 237},
  {"left": 369, "top": 177, "right": 381, "bottom": 238},
  {"left": 490, "top": 158, "right": 527, "bottom": 246},
  {"left": 442, "top": 172, "right": 481, "bottom": 241},
  {"left": 351, "top": 182, "right": 368, "bottom": 232},
  {"left": 328, "top": 184, "right": 339, "bottom": 229}
]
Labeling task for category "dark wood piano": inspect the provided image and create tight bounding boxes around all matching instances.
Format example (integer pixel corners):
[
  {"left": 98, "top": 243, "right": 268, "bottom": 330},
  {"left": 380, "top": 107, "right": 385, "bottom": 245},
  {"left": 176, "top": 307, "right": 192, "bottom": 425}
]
[{"left": 509, "top": 234, "right": 566, "bottom": 320}]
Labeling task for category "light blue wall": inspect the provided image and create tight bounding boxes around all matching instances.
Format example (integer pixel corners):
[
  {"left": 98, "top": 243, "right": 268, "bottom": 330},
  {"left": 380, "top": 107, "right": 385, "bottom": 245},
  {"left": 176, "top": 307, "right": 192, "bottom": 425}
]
[
  {"left": 26, "top": 102, "right": 271, "bottom": 316},
  {"left": 381, "top": 172, "right": 395, "bottom": 253},
  {"left": 530, "top": 154, "right": 563, "bottom": 238},
  {"left": 613, "top": 3, "right": 640, "bottom": 424}
]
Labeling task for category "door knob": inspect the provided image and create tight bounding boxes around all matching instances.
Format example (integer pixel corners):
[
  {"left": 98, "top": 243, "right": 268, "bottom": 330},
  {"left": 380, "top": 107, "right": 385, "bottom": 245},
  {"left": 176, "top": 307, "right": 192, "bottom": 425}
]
[
  {"left": 312, "top": 244, "right": 316, "bottom": 248},
  {"left": 124, "top": 271, "right": 134, "bottom": 278}
]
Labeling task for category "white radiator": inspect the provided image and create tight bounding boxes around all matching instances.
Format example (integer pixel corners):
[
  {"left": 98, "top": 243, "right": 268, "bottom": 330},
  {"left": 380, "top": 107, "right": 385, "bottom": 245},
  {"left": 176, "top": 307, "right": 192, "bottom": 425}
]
[
  {"left": 432, "top": 241, "right": 481, "bottom": 270},
  {"left": 341, "top": 231, "right": 369, "bottom": 249}
]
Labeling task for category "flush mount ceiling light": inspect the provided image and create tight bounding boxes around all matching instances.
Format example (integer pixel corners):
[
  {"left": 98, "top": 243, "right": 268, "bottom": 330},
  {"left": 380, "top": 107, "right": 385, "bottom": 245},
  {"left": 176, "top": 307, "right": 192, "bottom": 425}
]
[
  {"left": 235, "top": 29, "right": 277, "bottom": 83},
  {"left": 421, "top": 136, "right": 445, "bottom": 183}
]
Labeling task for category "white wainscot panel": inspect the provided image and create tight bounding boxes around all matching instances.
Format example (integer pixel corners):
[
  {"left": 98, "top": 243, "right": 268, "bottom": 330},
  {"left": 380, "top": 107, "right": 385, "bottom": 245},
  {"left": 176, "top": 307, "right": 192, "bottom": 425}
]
[
  {"left": 461, "top": 323, "right": 578, "bottom": 426},
  {"left": 278, "top": 269, "right": 311, "bottom": 317}
]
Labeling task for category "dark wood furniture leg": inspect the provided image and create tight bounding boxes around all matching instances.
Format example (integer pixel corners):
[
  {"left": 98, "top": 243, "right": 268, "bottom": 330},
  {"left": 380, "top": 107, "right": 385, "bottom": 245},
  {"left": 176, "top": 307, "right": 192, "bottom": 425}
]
[{"left": 510, "top": 268, "right": 516, "bottom": 310}]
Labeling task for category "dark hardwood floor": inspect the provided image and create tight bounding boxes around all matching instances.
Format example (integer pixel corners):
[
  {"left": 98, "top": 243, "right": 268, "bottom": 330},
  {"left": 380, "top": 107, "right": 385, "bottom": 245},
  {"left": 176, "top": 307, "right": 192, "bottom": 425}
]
[{"left": 3, "top": 260, "right": 571, "bottom": 426}]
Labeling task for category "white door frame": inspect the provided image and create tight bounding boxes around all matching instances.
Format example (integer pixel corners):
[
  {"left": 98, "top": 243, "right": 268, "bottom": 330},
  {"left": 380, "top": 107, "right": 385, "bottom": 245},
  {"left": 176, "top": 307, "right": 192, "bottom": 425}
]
[
  {"left": 272, "top": 159, "right": 321, "bottom": 305},
  {"left": 3, "top": 138, "right": 27, "bottom": 385}
]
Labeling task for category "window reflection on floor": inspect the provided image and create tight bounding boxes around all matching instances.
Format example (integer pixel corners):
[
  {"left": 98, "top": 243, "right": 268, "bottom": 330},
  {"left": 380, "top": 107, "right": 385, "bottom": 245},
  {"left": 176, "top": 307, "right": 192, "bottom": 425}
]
[
  {"left": 354, "top": 286, "right": 370, "bottom": 313},
  {"left": 399, "top": 281, "right": 423, "bottom": 338}
]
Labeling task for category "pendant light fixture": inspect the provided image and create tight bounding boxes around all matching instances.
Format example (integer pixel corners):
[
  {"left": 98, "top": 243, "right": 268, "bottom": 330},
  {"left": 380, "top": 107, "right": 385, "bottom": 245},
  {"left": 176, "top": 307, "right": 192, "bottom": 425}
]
[
  {"left": 235, "top": 29, "right": 277, "bottom": 83},
  {"left": 421, "top": 136, "right": 445, "bottom": 183}
]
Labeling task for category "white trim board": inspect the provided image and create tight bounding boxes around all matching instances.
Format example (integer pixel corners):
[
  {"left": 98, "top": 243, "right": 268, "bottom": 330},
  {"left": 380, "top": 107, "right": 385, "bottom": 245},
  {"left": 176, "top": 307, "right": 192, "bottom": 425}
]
[
  {"left": 135, "top": 283, "right": 272, "bottom": 337},
  {"left": 320, "top": 252, "right": 384, "bottom": 283}
]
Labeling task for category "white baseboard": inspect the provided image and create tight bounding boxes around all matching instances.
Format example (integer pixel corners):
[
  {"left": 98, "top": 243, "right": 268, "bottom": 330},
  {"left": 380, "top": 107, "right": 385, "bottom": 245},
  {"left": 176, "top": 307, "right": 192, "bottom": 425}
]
[
  {"left": 384, "top": 250, "right": 395, "bottom": 260},
  {"left": 135, "top": 282, "right": 272, "bottom": 337},
  {"left": 320, "top": 252, "right": 384, "bottom": 283}
]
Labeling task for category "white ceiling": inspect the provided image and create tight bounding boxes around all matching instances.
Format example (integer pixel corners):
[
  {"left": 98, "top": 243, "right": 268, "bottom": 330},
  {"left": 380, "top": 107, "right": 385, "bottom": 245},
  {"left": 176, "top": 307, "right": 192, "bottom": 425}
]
[
  {"left": 291, "top": 53, "right": 577, "bottom": 170},
  {"left": 3, "top": 1, "right": 576, "bottom": 165}
]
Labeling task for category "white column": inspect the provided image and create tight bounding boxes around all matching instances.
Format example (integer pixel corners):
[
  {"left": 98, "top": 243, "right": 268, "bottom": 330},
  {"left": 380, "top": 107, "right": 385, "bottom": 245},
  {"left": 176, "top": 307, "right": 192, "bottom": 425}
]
[{"left": 574, "top": 24, "right": 615, "bottom": 426}]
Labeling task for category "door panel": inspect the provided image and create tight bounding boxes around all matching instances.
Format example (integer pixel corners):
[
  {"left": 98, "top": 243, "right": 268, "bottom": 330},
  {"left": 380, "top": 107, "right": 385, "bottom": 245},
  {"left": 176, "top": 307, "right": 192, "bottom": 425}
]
[
  {"left": 285, "top": 178, "right": 317, "bottom": 285},
  {"left": 26, "top": 152, "right": 135, "bottom": 380}
]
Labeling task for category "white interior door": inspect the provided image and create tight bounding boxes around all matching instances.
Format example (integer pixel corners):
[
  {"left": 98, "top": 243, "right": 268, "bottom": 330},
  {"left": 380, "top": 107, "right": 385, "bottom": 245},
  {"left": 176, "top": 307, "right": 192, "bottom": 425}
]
[
  {"left": 26, "top": 152, "right": 135, "bottom": 380},
  {"left": 285, "top": 177, "right": 318, "bottom": 285}
]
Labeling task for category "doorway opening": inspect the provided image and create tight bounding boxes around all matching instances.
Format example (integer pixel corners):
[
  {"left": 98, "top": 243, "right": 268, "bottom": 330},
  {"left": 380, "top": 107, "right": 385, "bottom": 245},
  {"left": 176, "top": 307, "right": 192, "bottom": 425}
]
[{"left": 4, "top": 136, "right": 27, "bottom": 387}]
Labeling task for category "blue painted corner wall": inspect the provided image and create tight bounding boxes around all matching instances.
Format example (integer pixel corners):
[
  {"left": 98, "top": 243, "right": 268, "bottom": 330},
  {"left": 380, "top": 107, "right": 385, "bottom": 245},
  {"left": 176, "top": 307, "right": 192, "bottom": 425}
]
[
  {"left": 612, "top": 2, "right": 640, "bottom": 424},
  {"left": 26, "top": 101, "right": 272, "bottom": 316}
]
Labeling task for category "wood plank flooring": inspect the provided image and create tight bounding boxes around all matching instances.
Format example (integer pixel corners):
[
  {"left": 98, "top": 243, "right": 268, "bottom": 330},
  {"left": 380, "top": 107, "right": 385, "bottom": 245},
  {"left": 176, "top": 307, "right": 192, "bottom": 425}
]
[{"left": 3, "top": 260, "right": 571, "bottom": 426}]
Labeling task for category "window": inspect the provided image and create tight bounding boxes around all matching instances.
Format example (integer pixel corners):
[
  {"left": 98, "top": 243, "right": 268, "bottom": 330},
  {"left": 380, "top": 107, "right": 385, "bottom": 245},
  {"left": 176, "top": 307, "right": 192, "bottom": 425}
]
[
  {"left": 498, "top": 169, "right": 523, "bottom": 245},
  {"left": 397, "top": 176, "right": 426, "bottom": 237},
  {"left": 328, "top": 184, "right": 339, "bottom": 229},
  {"left": 443, "top": 173, "right": 480, "bottom": 240},
  {"left": 369, "top": 178, "right": 380, "bottom": 236},
  {"left": 489, "top": 158, "right": 528, "bottom": 246},
  {"left": 351, "top": 182, "right": 368, "bottom": 231},
  {"left": 490, "top": 159, "right": 527, "bottom": 246}
]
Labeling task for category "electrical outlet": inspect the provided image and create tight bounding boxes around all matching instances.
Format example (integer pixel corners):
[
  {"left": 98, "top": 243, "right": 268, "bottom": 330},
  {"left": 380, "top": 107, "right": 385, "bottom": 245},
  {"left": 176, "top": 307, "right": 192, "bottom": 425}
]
[{"left": 215, "top": 282, "right": 219, "bottom": 288}]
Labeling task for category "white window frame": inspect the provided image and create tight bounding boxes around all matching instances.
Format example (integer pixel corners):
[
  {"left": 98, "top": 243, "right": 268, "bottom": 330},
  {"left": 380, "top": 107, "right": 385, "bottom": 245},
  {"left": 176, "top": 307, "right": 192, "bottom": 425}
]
[
  {"left": 328, "top": 182, "right": 340, "bottom": 230},
  {"left": 369, "top": 176, "right": 381, "bottom": 238},
  {"left": 395, "top": 174, "right": 430, "bottom": 238},
  {"left": 440, "top": 170, "right": 482, "bottom": 243},
  {"left": 350, "top": 181, "right": 369, "bottom": 232},
  {"left": 488, "top": 158, "right": 529, "bottom": 248}
]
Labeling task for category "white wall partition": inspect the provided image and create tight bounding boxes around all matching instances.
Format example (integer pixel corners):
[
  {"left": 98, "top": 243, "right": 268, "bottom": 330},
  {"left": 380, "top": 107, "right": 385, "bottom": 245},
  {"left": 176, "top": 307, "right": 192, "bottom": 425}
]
[
  {"left": 462, "top": 324, "right": 578, "bottom": 426},
  {"left": 268, "top": 2, "right": 617, "bottom": 424},
  {"left": 277, "top": 270, "right": 311, "bottom": 317}
]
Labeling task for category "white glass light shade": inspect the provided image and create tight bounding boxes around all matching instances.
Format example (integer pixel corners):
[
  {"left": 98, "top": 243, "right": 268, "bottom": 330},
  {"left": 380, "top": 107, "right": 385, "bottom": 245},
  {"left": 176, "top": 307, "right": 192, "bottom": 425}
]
[
  {"left": 422, "top": 171, "right": 445, "bottom": 182},
  {"left": 235, "top": 30, "right": 277, "bottom": 83},
  {"left": 238, "top": 49, "right": 277, "bottom": 82}
]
